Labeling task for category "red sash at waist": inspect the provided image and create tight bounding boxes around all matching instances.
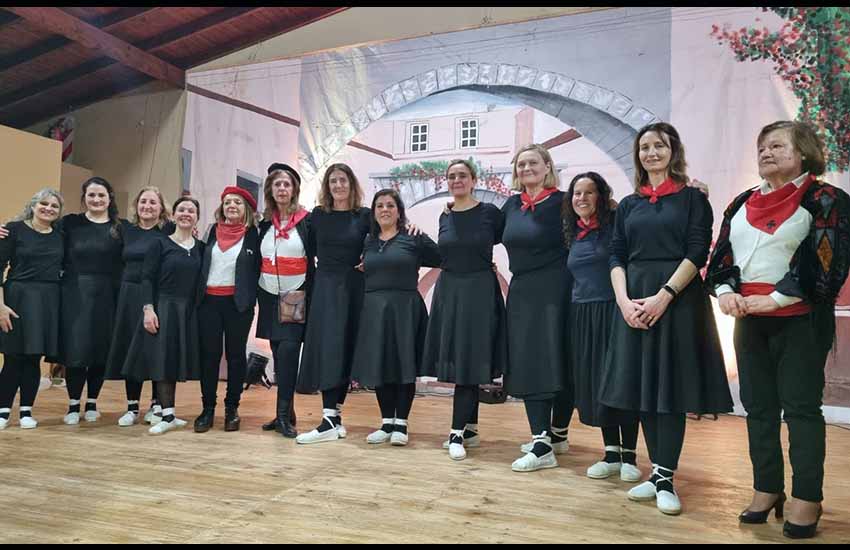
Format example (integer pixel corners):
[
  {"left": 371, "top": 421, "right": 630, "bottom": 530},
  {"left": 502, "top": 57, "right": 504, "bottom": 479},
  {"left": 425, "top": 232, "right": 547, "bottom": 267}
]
[
  {"left": 740, "top": 282, "right": 811, "bottom": 317},
  {"left": 261, "top": 256, "right": 308, "bottom": 276}
]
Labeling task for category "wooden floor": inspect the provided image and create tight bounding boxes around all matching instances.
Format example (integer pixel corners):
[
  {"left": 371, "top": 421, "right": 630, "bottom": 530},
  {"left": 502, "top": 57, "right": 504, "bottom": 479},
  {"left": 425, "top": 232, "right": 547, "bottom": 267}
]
[{"left": 1, "top": 382, "right": 848, "bottom": 544}]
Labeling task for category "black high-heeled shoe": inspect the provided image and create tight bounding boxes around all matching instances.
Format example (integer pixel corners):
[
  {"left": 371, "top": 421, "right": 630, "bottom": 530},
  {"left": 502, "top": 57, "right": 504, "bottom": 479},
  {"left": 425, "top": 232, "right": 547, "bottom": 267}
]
[
  {"left": 783, "top": 505, "right": 823, "bottom": 539},
  {"left": 738, "top": 492, "right": 786, "bottom": 524}
]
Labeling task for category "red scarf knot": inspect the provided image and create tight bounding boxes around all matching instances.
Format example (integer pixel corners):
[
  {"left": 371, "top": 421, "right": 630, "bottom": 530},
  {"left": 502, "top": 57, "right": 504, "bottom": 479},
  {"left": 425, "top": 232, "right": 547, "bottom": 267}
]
[
  {"left": 744, "top": 174, "right": 815, "bottom": 235},
  {"left": 576, "top": 214, "right": 600, "bottom": 240},
  {"left": 215, "top": 223, "right": 247, "bottom": 253},
  {"left": 520, "top": 187, "right": 559, "bottom": 213},
  {"left": 639, "top": 177, "right": 684, "bottom": 204},
  {"left": 273, "top": 208, "right": 309, "bottom": 239}
]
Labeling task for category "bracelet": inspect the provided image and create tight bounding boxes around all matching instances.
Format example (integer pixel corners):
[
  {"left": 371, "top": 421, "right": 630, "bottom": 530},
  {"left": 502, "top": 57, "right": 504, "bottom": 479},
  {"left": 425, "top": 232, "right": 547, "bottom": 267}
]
[{"left": 661, "top": 284, "right": 678, "bottom": 299}]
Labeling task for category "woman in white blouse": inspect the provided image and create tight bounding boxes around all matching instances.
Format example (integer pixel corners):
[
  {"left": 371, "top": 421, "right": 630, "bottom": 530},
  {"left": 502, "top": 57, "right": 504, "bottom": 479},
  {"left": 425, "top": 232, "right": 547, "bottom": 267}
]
[{"left": 257, "top": 165, "right": 314, "bottom": 438}]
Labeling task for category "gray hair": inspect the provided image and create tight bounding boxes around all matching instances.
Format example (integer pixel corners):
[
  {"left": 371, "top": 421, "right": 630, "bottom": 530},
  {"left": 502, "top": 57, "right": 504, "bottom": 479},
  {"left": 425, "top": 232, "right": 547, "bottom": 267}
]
[{"left": 15, "top": 188, "right": 64, "bottom": 225}]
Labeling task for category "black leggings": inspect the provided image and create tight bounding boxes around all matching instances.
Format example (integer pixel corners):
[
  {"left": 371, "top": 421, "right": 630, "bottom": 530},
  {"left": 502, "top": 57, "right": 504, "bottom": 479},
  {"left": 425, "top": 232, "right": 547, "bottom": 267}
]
[
  {"left": 524, "top": 396, "right": 553, "bottom": 436},
  {"left": 66, "top": 364, "right": 106, "bottom": 401},
  {"left": 640, "top": 413, "right": 686, "bottom": 471},
  {"left": 321, "top": 384, "right": 349, "bottom": 411},
  {"left": 602, "top": 421, "right": 640, "bottom": 450},
  {"left": 273, "top": 339, "right": 301, "bottom": 405},
  {"left": 156, "top": 381, "right": 176, "bottom": 410},
  {"left": 199, "top": 296, "right": 254, "bottom": 409},
  {"left": 452, "top": 385, "right": 479, "bottom": 431},
  {"left": 376, "top": 384, "right": 416, "bottom": 420},
  {"left": 0, "top": 354, "right": 41, "bottom": 408},
  {"left": 125, "top": 380, "right": 158, "bottom": 403}
]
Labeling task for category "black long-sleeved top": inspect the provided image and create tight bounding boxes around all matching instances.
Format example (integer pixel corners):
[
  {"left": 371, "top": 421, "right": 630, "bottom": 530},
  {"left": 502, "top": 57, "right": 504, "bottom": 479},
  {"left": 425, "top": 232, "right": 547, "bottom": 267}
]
[
  {"left": 362, "top": 231, "right": 441, "bottom": 292},
  {"left": 438, "top": 203, "right": 504, "bottom": 273},
  {"left": 62, "top": 213, "right": 124, "bottom": 280},
  {"left": 609, "top": 187, "right": 713, "bottom": 271},
  {"left": 501, "top": 192, "right": 567, "bottom": 276},
  {"left": 309, "top": 207, "right": 371, "bottom": 272},
  {"left": 120, "top": 222, "right": 167, "bottom": 284},
  {"left": 0, "top": 221, "right": 63, "bottom": 285},
  {"left": 567, "top": 225, "right": 616, "bottom": 303},
  {"left": 142, "top": 237, "right": 204, "bottom": 305}
]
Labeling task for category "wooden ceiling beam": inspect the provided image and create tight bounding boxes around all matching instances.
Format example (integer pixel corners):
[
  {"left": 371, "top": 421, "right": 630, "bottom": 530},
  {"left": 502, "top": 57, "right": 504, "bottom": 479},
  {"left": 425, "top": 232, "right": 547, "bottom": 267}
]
[
  {"left": 3, "top": 7, "right": 185, "bottom": 87},
  {"left": 0, "top": 7, "right": 159, "bottom": 72},
  {"left": 136, "top": 7, "right": 266, "bottom": 54}
]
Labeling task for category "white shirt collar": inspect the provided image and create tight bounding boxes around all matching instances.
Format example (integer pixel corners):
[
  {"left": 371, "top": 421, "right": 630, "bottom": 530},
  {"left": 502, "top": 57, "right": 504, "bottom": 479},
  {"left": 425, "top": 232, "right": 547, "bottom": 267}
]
[{"left": 759, "top": 172, "right": 809, "bottom": 195}]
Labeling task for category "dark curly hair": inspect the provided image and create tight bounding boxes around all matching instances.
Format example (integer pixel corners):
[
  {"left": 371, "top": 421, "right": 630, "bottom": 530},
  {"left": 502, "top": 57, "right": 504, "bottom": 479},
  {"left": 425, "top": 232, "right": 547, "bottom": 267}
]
[{"left": 561, "top": 171, "right": 614, "bottom": 247}]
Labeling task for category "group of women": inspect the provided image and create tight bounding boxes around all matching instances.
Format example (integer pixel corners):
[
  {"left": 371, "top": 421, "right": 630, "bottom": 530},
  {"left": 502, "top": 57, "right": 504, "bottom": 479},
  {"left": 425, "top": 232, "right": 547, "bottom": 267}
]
[{"left": 0, "top": 120, "right": 847, "bottom": 538}]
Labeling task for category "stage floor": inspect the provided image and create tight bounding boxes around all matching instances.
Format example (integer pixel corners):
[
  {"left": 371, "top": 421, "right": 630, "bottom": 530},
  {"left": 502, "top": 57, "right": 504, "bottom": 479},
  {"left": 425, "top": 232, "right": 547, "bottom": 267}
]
[{"left": 1, "top": 382, "right": 847, "bottom": 544}]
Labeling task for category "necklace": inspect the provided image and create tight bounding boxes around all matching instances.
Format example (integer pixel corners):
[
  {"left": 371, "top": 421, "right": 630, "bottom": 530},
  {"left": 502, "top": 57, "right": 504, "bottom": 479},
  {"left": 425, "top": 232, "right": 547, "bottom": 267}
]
[
  {"left": 377, "top": 234, "right": 397, "bottom": 253},
  {"left": 26, "top": 220, "right": 52, "bottom": 234}
]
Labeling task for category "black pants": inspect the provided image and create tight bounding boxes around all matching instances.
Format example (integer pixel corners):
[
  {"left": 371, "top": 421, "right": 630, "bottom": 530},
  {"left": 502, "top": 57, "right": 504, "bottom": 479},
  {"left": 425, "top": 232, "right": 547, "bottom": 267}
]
[
  {"left": 0, "top": 354, "right": 41, "bottom": 408},
  {"left": 376, "top": 384, "right": 416, "bottom": 420},
  {"left": 273, "top": 339, "right": 301, "bottom": 406},
  {"left": 640, "top": 413, "right": 686, "bottom": 471},
  {"left": 199, "top": 295, "right": 254, "bottom": 409},
  {"left": 66, "top": 364, "right": 105, "bottom": 401},
  {"left": 735, "top": 313, "right": 832, "bottom": 503},
  {"left": 523, "top": 388, "right": 573, "bottom": 436}
]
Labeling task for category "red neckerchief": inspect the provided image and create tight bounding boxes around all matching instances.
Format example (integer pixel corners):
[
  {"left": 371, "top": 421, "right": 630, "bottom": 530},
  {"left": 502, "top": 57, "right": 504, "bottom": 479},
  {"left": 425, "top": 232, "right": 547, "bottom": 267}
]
[
  {"left": 273, "top": 207, "right": 309, "bottom": 239},
  {"left": 638, "top": 177, "right": 684, "bottom": 204},
  {"left": 216, "top": 223, "right": 247, "bottom": 252},
  {"left": 520, "top": 187, "right": 558, "bottom": 213},
  {"left": 576, "top": 214, "right": 600, "bottom": 240},
  {"left": 745, "top": 174, "right": 815, "bottom": 235}
]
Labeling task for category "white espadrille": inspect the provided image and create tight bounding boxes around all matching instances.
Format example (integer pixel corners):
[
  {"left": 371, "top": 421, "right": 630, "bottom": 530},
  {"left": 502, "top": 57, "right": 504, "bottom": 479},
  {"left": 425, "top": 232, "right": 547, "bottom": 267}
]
[
  {"left": 512, "top": 435, "right": 558, "bottom": 472},
  {"left": 19, "top": 416, "right": 38, "bottom": 429},
  {"left": 296, "top": 416, "right": 341, "bottom": 445},
  {"left": 63, "top": 412, "right": 80, "bottom": 425},
  {"left": 620, "top": 463, "right": 643, "bottom": 483},
  {"left": 118, "top": 411, "right": 139, "bottom": 427},
  {"left": 366, "top": 428, "right": 393, "bottom": 444}
]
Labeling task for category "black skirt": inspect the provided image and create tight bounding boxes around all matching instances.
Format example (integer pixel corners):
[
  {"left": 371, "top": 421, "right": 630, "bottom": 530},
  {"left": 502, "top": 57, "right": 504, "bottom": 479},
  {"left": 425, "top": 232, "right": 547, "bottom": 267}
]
[
  {"left": 121, "top": 295, "right": 200, "bottom": 383},
  {"left": 571, "top": 300, "right": 620, "bottom": 427},
  {"left": 503, "top": 264, "right": 571, "bottom": 398},
  {"left": 298, "top": 269, "right": 364, "bottom": 393},
  {"left": 256, "top": 287, "right": 306, "bottom": 343},
  {"left": 0, "top": 280, "right": 61, "bottom": 357},
  {"left": 350, "top": 290, "right": 428, "bottom": 387},
  {"left": 61, "top": 273, "right": 117, "bottom": 369},
  {"left": 105, "top": 281, "right": 144, "bottom": 379},
  {"left": 599, "top": 260, "right": 733, "bottom": 415},
  {"left": 421, "top": 270, "right": 506, "bottom": 385}
]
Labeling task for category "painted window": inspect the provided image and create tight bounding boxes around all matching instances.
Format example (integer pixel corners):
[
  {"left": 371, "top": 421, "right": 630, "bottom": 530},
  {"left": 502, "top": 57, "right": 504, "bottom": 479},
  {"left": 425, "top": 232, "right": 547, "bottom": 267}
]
[
  {"left": 460, "top": 118, "right": 478, "bottom": 149},
  {"left": 411, "top": 123, "right": 428, "bottom": 153}
]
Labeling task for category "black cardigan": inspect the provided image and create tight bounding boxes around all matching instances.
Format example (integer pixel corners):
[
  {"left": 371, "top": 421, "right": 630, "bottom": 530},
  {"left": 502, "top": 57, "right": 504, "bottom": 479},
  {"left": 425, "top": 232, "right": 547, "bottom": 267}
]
[
  {"left": 257, "top": 214, "right": 315, "bottom": 308},
  {"left": 197, "top": 223, "right": 261, "bottom": 313},
  {"left": 706, "top": 179, "right": 850, "bottom": 306}
]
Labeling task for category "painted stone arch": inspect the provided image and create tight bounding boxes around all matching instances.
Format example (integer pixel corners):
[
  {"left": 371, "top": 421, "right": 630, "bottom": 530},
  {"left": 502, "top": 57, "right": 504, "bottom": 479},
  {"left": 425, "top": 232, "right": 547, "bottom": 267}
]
[{"left": 307, "top": 62, "right": 660, "bottom": 186}]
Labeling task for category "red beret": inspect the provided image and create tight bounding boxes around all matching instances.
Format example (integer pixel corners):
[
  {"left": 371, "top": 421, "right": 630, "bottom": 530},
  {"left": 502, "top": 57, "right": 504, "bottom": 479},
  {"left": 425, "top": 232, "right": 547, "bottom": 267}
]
[{"left": 221, "top": 186, "right": 257, "bottom": 211}]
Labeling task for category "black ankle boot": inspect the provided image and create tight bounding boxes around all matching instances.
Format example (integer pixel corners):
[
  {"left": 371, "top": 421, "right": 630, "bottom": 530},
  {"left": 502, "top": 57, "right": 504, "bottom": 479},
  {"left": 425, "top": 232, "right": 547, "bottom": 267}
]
[
  {"left": 276, "top": 401, "right": 297, "bottom": 438},
  {"left": 194, "top": 408, "right": 215, "bottom": 433},
  {"left": 224, "top": 406, "right": 240, "bottom": 432},
  {"left": 289, "top": 401, "right": 297, "bottom": 427}
]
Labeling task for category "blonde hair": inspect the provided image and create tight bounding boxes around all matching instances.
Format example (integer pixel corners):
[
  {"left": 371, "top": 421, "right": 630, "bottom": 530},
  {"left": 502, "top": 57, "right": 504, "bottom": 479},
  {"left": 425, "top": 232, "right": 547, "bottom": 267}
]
[
  {"left": 15, "top": 188, "right": 64, "bottom": 225},
  {"left": 131, "top": 186, "right": 170, "bottom": 227},
  {"left": 263, "top": 169, "right": 302, "bottom": 220},
  {"left": 511, "top": 144, "right": 558, "bottom": 191},
  {"left": 214, "top": 194, "right": 256, "bottom": 228}
]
